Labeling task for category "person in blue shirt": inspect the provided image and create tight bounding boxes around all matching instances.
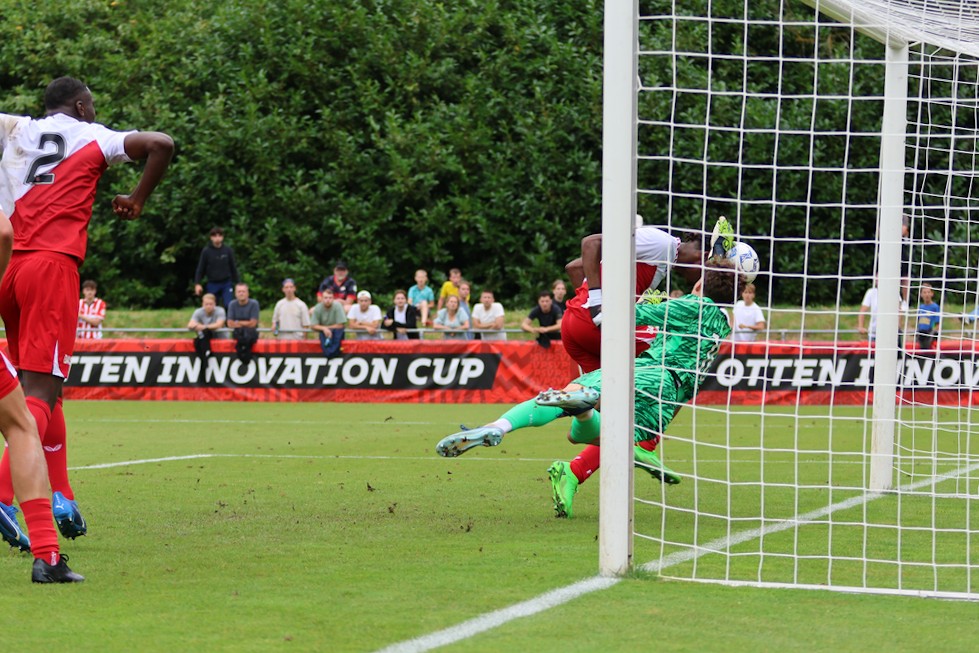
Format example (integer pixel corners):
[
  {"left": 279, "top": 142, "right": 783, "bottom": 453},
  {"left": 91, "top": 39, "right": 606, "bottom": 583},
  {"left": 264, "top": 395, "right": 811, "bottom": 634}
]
[{"left": 916, "top": 283, "right": 940, "bottom": 350}]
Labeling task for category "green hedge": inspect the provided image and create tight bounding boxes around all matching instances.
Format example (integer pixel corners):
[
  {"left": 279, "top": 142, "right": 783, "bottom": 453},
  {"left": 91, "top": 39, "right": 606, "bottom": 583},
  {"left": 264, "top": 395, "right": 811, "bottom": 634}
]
[{"left": 0, "top": 1, "right": 953, "bottom": 308}]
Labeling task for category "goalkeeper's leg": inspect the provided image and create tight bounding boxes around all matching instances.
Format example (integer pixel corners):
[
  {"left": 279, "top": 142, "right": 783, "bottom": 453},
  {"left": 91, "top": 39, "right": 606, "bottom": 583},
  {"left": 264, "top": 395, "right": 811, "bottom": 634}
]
[{"left": 434, "top": 394, "right": 570, "bottom": 458}]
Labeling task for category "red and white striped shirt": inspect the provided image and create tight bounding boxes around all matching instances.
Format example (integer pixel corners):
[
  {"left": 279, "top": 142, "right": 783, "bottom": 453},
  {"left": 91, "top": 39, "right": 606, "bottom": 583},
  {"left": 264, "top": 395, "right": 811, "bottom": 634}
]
[{"left": 77, "top": 298, "right": 106, "bottom": 339}]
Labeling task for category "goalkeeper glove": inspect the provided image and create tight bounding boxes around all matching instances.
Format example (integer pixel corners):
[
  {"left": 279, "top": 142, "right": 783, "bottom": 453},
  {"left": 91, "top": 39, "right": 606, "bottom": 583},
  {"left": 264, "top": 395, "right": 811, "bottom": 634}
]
[
  {"left": 638, "top": 288, "right": 669, "bottom": 305},
  {"left": 710, "top": 216, "right": 736, "bottom": 258}
]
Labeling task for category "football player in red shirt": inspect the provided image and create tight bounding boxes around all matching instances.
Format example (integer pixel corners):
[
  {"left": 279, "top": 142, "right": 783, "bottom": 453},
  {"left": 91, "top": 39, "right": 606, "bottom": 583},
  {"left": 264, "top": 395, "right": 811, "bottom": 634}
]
[{"left": 0, "top": 77, "right": 173, "bottom": 554}]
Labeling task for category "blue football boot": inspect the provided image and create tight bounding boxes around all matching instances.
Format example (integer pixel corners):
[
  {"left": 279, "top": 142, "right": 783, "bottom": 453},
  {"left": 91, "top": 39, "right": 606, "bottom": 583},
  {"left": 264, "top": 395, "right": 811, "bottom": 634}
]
[{"left": 52, "top": 492, "right": 87, "bottom": 539}]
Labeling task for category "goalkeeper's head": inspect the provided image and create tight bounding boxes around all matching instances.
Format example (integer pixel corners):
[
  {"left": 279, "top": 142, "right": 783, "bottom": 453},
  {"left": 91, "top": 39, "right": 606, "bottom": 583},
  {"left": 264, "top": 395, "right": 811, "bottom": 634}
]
[{"left": 701, "top": 258, "right": 745, "bottom": 306}]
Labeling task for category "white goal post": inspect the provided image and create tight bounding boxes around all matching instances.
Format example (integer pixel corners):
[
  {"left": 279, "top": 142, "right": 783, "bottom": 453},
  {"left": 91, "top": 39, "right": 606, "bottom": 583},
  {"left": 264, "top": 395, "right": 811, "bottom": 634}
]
[{"left": 599, "top": 0, "right": 979, "bottom": 599}]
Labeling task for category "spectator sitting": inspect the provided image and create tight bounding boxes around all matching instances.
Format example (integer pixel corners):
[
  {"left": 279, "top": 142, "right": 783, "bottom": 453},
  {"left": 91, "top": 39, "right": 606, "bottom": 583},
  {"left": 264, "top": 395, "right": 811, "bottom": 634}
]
[
  {"left": 226, "top": 282, "right": 260, "bottom": 363},
  {"left": 272, "top": 278, "right": 311, "bottom": 340},
  {"left": 457, "top": 280, "right": 474, "bottom": 339},
  {"left": 347, "top": 290, "right": 382, "bottom": 340},
  {"left": 433, "top": 295, "right": 469, "bottom": 339},
  {"left": 732, "top": 283, "right": 766, "bottom": 342},
  {"left": 669, "top": 288, "right": 684, "bottom": 299},
  {"left": 551, "top": 279, "right": 568, "bottom": 312},
  {"left": 319, "top": 261, "right": 357, "bottom": 309},
  {"left": 408, "top": 269, "right": 435, "bottom": 326},
  {"left": 384, "top": 289, "right": 420, "bottom": 340},
  {"left": 916, "top": 283, "right": 940, "bottom": 350},
  {"left": 311, "top": 287, "right": 347, "bottom": 356},
  {"left": 522, "top": 291, "right": 563, "bottom": 348},
  {"left": 194, "top": 227, "right": 239, "bottom": 310},
  {"left": 436, "top": 267, "right": 462, "bottom": 312},
  {"left": 471, "top": 289, "right": 507, "bottom": 341},
  {"left": 188, "top": 293, "right": 227, "bottom": 359},
  {"left": 77, "top": 279, "right": 106, "bottom": 340}
]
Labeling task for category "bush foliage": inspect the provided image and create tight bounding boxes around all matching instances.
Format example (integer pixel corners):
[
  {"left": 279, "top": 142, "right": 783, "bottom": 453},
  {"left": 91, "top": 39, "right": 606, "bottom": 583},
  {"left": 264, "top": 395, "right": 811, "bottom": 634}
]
[
  {"left": 0, "top": 1, "right": 952, "bottom": 308},
  {"left": 0, "top": 0, "right": 603, "bottom": 307}
]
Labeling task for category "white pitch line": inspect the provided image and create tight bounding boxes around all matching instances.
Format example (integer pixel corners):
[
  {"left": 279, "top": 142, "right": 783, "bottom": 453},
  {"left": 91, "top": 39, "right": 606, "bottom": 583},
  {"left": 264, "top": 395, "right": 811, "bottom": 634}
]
[
  {"left": 70, "top": 417, "right": 443, "bottom": 426},
  {"left": 372, "top": 576, "right": 621, "bottom": 653},
  {"left": 372, "top": 458, "right": 979, "bottom": 653},
  {"left": 66, "top": 453, "right": 889, "bottom": 473}
]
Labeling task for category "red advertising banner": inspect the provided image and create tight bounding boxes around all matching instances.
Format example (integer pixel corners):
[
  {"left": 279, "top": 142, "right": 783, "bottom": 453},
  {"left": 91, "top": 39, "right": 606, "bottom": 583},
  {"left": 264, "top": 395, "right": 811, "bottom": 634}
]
[
  {"left": 54, "top": 338, "right": 580, "bottom": 403},
  {"left": 8, "top": 338, "right": 975, "bottom": 405}
]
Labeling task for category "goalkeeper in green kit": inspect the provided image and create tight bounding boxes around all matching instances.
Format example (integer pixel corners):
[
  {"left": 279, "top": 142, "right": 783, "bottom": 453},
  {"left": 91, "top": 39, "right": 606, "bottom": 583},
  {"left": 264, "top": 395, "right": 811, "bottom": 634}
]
[{"left": 435, "top": 259, "right": 743, "bottom": 516}]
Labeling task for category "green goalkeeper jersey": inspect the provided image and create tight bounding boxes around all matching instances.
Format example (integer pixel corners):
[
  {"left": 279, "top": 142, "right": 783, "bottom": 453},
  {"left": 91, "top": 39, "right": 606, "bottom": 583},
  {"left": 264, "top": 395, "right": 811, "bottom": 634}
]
[{"left": 634, "top": 294, "right": 731, "bottom": 400}]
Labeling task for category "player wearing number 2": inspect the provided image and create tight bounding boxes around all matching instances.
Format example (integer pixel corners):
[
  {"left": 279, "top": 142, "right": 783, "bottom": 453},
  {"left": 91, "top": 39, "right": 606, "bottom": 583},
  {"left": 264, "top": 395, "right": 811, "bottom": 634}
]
[
  {"left": 0, "top": 77, "right": 174, "bottom": 549},
  {"left": 435, "top": 260, "right": 743, "bottom": 517}
]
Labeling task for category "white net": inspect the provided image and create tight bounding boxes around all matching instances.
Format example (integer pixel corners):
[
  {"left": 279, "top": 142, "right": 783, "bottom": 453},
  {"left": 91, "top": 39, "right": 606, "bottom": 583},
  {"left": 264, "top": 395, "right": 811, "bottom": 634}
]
[{"left": 630, "top": 0, "right": 979, "bottom": 599}]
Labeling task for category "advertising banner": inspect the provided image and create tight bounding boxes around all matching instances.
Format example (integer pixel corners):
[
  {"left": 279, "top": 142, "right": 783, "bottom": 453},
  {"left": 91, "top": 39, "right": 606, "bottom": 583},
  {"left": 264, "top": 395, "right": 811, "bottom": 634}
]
[
  {"left": 57, "top": 339, "right": 579, "bottom": 403},
  {"left": 14, "top": 338, "right": 975, "bottom": 405}
]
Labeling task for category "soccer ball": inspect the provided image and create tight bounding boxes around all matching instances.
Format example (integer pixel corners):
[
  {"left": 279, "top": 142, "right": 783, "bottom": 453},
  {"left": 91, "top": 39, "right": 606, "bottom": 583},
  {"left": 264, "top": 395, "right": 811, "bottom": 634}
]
[{"left": 725, "top": 242, "right": 760, "bottom": 283}]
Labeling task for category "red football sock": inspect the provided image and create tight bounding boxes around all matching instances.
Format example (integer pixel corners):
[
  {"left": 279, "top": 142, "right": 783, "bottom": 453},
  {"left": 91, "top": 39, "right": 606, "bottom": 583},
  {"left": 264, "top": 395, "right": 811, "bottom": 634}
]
[
  {"left": 569, "top": 445, "right": 601, "bottom": 484},
  {"left": 637, "top": 436, "right": 661, "bottom": 452},
  {"left": 20, "top": 497, "right": 58, "bottom": 561},
  {"left": 43, "top": 398, "right": 73, "bottom": 499},
  {"left": 0, "top": 447, "right": 14, "bottom": 504}
]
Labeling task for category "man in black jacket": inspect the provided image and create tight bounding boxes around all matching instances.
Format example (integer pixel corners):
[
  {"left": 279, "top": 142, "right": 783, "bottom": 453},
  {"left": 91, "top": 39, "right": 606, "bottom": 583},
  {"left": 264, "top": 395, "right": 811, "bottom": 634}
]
[{"left": 194, "top": 227, "right": 239, "bottom": 309}]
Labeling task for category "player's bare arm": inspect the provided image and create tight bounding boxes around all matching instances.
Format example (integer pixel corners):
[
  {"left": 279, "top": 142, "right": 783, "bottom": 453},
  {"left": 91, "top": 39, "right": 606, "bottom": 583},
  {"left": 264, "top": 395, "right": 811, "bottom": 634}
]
[
  {"left": 566, "top": 257, "right": 585, "bottom": 289},
  {"left": 112, "top": 131, "right": 175, "bottom": 220}
]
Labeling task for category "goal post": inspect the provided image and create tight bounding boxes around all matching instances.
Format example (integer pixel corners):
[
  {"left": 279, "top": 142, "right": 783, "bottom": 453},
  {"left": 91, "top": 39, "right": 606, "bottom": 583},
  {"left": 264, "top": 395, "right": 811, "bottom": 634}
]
[
  {"left": 600, "top": 0, "right": 979, "bottom": 598},
  {"left": 597, "top": 0, "right": 638, "bottom": 577}
]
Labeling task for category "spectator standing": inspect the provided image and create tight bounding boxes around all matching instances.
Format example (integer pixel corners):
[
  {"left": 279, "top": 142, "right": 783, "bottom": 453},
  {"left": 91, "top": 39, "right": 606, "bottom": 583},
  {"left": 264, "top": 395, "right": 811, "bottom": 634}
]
[
  {"left": 188, "top": 293, "right": 227, "bottom": 359},
  {"left": 408, "top": 269, "right": 435, "bottom": 326},
  {"left": 76, "top": 280, "right": 106, "bottom": 340},
  {"left": 347, "top": 290, "right": 382, "bottom": 340},
  {"left": 857, "top": 279, "right": 908, "bottom": 343},
  {"left": 311, "top": 288, "right": 347, "bottom": 356},
  {"left": 457, "top": 280, "right": 474, "bottom": 339},
  {"left": 194, "top": 227, "right": 239, "bottom": 310},
  {"left": 319, "top": 261, "right": 357, "bottom": 309},
  {"left": 226, "top": 282, "right": 260, "bottom": 362},
  {"left": 384, "top": 290, "right": 421, "bottom": 340},
  {"left": 272, "top": 278, "right": 310, "bottom": 340},
  {"left": 522, "top": 291, "right": 563, "bottom": 348},
  {"left": 471, "top": 289, "right": 507, "bottom": 341},
  {"left": 551, "top": 279, "right": 568, "bottom": 312},
  {"left": 436, "top": 267, "right": 462, "bottom": 312},
  {"left": 433, "top": 295, "right": 469, "bottom": 339},
  {"left": 916, "top": 283, "right": 940, "bottom": 350},
  {"left": 732, "top": 283, "right": 766, "bottom": 342}
]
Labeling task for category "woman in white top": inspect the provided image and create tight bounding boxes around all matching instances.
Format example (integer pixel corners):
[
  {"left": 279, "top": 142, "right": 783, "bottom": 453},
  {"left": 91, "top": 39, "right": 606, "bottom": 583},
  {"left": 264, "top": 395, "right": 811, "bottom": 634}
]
[{"left": 733, "top": 283, "right": 766, "bottom": 341}]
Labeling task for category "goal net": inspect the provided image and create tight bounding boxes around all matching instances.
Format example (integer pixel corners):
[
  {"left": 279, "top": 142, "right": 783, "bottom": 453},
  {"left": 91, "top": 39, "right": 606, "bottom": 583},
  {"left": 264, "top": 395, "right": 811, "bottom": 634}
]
[{"left": 607, "top": 0, "right": 979, "bottom": 599}]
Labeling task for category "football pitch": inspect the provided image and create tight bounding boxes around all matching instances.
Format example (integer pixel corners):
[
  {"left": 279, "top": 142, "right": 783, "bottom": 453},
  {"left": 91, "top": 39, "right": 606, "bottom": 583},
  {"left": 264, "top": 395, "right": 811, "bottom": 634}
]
[{"left": 1, "top": 401, "right": 977, "bottom": 652}]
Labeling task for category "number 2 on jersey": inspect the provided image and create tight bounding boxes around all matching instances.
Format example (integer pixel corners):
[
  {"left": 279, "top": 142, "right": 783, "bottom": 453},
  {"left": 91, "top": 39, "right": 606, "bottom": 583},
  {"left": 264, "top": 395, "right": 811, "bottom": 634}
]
[{"left": 24, "top": 133, "right": 67, "bottom": 185}]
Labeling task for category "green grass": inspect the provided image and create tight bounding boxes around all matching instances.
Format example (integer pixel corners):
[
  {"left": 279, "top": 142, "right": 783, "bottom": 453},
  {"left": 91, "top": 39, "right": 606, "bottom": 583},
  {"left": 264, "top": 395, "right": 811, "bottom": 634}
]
[{"left": 2, "top": 401, "right": 978, "bottom": 652}]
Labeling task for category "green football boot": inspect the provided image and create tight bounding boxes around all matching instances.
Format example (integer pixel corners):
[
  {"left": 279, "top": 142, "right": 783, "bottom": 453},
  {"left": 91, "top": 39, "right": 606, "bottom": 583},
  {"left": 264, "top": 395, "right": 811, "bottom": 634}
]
[
  {"left": 633, "top": 446, "right": 681, "bottom": 485},
  {"left": 548, "top": 461, "right": 579, "bottom": 519}
]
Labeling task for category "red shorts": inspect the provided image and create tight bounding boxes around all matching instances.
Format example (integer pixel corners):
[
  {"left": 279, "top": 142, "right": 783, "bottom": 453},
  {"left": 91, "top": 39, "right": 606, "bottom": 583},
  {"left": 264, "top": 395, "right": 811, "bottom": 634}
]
[
  {"left": 0, "top": 251, "right": 80, "bottom": 378},
  {"left": 561, "top": 304, "right": 602, "bottom": 373},
  {"left": 0, "top": 352, "right": 19, "bottom": 400}
]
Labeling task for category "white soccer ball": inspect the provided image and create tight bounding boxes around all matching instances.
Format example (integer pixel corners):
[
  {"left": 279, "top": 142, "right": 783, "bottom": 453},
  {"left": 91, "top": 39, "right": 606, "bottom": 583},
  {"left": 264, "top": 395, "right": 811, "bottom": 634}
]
[{"left": 725, "top": 242, "right": 760, "bottom": 283}]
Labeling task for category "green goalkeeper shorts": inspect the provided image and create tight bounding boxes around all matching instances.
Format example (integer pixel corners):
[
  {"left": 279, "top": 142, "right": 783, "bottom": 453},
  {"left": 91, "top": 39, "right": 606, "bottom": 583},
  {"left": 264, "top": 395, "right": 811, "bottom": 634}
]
[{"left": 574, "top": 364, "right": 680, "bottom": 443}]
